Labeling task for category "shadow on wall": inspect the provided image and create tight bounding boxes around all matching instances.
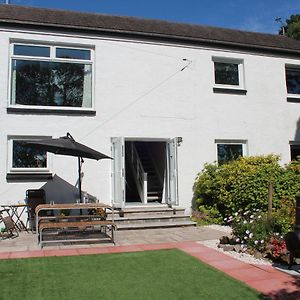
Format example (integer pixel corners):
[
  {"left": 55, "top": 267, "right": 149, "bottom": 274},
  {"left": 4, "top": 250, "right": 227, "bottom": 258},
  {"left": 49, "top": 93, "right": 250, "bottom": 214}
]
[{"left": 39, "top": 175, "right": 96, "bottom": 204}]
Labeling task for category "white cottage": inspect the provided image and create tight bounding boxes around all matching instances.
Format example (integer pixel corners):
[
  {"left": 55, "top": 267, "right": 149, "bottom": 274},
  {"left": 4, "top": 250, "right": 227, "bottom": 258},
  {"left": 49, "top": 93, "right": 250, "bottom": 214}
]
[{"left": 0, "top": 4, "right": 299, "bottom": 211}]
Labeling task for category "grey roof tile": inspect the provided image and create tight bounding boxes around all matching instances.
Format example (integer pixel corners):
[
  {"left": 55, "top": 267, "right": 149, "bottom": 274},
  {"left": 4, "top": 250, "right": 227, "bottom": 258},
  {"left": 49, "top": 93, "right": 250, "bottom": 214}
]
[{"left": 0, "top": 4, "right": 300, "bottom": 54}]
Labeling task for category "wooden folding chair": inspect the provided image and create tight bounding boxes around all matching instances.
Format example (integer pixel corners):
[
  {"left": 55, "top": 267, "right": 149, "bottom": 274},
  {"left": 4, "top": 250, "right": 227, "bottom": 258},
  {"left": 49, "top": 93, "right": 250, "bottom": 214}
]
[{"left": 0, "top": 210, "right": 19, "bottom": 239}]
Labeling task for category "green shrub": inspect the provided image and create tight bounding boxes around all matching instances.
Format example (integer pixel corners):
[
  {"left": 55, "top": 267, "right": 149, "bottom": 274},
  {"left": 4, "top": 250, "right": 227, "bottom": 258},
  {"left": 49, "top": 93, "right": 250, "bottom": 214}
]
[{"left": 193, "top": 155, "right": 300, "bottom": 223}]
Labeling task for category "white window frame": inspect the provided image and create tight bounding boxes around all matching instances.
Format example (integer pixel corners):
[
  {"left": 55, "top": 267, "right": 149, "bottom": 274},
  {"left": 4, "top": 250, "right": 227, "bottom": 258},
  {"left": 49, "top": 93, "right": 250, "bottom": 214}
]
[
  {"left": 7, "top": 135, "right": 52, "bottom": 174},
  {"left": 285, "top": 64, "right": 300, "bottom": 101},
  {"left": 215, "top": 139, "right": 248, "bottom": 164},
  {"left": 212, "top": 56, "right": 245, "bottom": 91},
  {"left": 9, "top": 42, "right": 95, "bottom": 112}
]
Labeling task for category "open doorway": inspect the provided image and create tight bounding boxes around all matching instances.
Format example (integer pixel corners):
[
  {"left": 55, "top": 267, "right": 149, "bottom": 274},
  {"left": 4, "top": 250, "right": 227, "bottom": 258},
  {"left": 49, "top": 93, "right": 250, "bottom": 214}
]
[
  {"left": 125, "top": 141, "right": 166, "bottom": 203},
  {"left": 111, "top": 137, "right": 178, "bottom": 208}
]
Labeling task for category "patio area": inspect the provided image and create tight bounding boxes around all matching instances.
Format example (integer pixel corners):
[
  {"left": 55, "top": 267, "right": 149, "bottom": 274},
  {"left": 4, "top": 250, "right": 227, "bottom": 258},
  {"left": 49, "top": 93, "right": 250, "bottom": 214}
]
[{"left": 0, "top": 226, "right": 299, "bottom": 299}]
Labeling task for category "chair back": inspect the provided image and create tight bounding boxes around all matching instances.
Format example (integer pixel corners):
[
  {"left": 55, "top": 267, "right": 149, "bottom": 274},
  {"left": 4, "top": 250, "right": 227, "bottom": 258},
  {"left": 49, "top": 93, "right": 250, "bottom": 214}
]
[
  {"left": 26, "top": 189, "right": 46, "bottom": 212},
  {"left": 2, "top": 216, "right": 15, "bottom": 231}
]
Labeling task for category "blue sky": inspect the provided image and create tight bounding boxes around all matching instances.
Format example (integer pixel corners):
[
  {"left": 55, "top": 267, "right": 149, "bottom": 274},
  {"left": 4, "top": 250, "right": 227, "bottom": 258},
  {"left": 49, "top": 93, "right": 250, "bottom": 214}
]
[{"left": 5, "top": 0, "right": 300, "bottom": 34}]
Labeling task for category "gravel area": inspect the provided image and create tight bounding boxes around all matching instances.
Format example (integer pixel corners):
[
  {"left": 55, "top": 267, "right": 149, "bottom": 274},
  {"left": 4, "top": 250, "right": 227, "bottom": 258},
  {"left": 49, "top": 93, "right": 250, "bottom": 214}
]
[
  {"left": 200, "top": 225, "right": 271, "bottom": 265},
  {"left": 198, "top": 239, "right": 271, "bottom": 265}
]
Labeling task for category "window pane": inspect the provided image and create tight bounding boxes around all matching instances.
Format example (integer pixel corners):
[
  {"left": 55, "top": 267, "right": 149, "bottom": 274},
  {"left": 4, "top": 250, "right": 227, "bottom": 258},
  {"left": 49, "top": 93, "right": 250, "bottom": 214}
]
[
  {"left": 56, "top": 48, "right": 91, "bottom": 60},
  {"left": 12, "top": 59, "right": 92, "bottom": 108},
  {"left": 290, "top": 145, "right": 300, "bottom": 160},
  {"left": 215, "top": 62, "right": 239, "bottom": 85},
  {"left": 286, "top": 68, "right": 300, "bottom": 94},
  {"left": 13, "top": 141, "right": 47, "bottom": 168},
  {"left": 14, "top": 45, "right": 50, "bottom": 57},
  {"left": 217, "top": 144, "right": 243, "bottom": 164}
]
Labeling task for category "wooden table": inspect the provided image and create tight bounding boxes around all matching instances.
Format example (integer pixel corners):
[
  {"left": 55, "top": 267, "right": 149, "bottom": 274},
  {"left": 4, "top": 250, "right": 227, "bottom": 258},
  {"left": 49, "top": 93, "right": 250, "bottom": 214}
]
[{"left": 35, "top": 202, "right": 116, "bottom": 248}]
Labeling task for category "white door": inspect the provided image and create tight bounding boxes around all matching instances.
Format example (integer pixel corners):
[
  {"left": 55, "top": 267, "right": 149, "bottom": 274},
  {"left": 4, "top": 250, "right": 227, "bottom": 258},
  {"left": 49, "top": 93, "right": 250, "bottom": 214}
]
[
  {"left": 166, "top": 138, "right": 178, "bottom": 205},
  {"left": 111, "top": 137, "right": 125, "bottom": 208}
]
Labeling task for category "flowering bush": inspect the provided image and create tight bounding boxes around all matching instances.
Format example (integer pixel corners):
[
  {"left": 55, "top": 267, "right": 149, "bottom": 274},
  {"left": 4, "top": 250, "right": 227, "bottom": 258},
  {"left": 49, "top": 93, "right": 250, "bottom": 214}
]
[
  {"left": 265, "top": 236, "right": 288, "bottom": 261},
  {"left": 224, "top": 208, "right": 292, "bottom": 261},
  {"left": 225, "top": 209, "right": 271, "bottom": 253}
]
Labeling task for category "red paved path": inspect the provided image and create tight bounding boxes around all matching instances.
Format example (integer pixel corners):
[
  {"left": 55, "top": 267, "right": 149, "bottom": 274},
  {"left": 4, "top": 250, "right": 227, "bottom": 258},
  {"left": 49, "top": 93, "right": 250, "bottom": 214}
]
[{"left": 0, "top": 241, "right": 299, "bottom": 299}]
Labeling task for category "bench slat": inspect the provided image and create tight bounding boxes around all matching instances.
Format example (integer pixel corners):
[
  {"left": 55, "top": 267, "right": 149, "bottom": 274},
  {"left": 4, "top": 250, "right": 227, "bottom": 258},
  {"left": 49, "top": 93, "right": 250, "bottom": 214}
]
[{"left": 39, "top": 220, "right": 116, "bottom": 231}]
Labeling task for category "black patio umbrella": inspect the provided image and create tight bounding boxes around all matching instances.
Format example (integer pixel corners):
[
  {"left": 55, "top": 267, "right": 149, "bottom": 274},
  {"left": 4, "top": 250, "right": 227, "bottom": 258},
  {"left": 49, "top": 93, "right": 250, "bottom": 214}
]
[{"left": 25, "top": 133, "right": 112, "bottom": 201}]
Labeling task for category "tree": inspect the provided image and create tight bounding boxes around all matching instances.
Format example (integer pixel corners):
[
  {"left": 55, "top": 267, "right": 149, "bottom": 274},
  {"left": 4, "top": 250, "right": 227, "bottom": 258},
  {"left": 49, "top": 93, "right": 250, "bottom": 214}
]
[{"left": 279, "top": 15, "right": 300, "bottom": 40}]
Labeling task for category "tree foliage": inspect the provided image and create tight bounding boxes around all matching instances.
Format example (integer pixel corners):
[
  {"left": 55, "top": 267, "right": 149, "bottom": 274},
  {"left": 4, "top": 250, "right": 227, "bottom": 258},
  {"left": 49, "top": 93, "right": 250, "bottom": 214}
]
[
  {"left": 193, "top": 155, "right": 300, "bottom": 223},
  {"left": 279, "top": 14, "right": 300, "bottom": 40}
]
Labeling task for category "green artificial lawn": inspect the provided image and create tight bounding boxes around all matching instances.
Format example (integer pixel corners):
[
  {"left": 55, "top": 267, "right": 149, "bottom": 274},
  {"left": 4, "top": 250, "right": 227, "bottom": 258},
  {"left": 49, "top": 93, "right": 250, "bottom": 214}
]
[{"left": 0, "top": 249, "right": 264, "bottom": 300}]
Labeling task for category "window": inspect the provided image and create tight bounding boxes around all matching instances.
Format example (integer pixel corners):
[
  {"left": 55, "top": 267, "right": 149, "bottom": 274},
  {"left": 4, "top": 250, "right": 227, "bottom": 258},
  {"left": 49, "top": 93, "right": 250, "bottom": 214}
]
[
  {"left": 212, "top": 57, "right": 246, "bottom": 94},
  {"left": 8, "top": 136, "right": 50, "bottom": 173},
  {"left": 286, "top": 66, "right": 300, "bottom": 97},
  {"left": 290, "top": 143, "right": 300, "bottom": 160},
  {"left": 215, "top": 62, "right": 239, "bottom": 86},
  {"left": 215, "top": 140, "right": 247, "bottom": 164},
  {"left": 10, "top": 43, "right": 93, "bottom": 109}
]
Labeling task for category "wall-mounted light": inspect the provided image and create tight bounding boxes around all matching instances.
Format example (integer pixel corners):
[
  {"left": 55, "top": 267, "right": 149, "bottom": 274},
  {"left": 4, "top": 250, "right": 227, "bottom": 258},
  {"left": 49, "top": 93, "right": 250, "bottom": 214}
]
[{"left": 177, "top": 137, "right": 183, "bottom": 146}]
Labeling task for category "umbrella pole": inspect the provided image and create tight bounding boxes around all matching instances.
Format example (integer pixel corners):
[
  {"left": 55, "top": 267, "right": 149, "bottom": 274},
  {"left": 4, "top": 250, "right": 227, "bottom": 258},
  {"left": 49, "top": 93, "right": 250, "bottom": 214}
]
[{"left": 78, "top": 156, "right": 82, "bottom": 203}]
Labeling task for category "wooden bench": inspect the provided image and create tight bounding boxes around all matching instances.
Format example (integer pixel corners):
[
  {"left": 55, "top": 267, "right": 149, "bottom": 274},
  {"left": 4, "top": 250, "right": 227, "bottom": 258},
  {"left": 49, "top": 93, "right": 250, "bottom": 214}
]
[{"left": 38, "top": 220, "right": 116, "bottom": 248}]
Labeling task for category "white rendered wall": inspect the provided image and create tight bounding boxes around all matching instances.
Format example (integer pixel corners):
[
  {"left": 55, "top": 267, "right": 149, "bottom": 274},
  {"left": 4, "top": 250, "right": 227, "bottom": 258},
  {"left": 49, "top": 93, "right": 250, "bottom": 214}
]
[{"left": 0, "top": 27, "right": 299, "bottom": 210}]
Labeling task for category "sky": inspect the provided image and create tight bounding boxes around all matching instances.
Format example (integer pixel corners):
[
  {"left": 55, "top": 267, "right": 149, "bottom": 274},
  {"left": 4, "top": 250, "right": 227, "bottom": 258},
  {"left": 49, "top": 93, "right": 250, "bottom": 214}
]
[{"left": 3, "top": 0, "right": 300, "bottom": 34}]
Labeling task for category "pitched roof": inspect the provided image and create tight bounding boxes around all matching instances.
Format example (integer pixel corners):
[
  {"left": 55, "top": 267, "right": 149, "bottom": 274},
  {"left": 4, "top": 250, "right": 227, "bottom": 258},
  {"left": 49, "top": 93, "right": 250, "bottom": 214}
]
[{"left": 0, "top": 4, "right": 300, "bottom": 55}]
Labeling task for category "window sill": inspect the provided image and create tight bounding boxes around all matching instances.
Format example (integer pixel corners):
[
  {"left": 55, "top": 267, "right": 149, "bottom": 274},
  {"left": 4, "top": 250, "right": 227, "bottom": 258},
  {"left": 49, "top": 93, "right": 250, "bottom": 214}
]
[
  {"left": 6, "top": 173, "right": 53, "bottom": 181},
  {"left": 213, "top": 87, "right": 247, "bottom": 95},
  {"left": 7, "top": 106, "right": 96, "bottom": 116},
  {"left": 287, "top": 96, "right": 300, "bottom": 103}
]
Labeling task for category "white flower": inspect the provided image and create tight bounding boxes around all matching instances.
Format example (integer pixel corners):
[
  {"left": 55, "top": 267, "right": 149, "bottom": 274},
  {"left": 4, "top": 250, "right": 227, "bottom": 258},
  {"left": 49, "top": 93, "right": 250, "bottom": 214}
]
[
  {"left": 245, "top": 230, "right": 250, "bottom": 234},
  {"left": 275, "top": 233, "right": 279, "bottom": 236},
  {"left": 234, "top": 212, "right": 238, "bottom": 216},
  {"left": 244, "top": 236, "right": 248, "bottom": 240},
  {"left": 243, "top": 211, "right": 249, "bottom": 215},
  {"left": 236, "top": 238, "right": 240, "bottom": 243},
  {"left": 250, "top": 215, "right": 254, "bottom": 219},
  {"left": 249, "top": 233, "right": 253, "bottom": 238},
  {"left": 254, "top": 240, "right": 259, "bottom": 245},
  {"left": 250, "top": 220, "right": 254, "bottom": 223},
  {"left": 243, "top": 220, "right": 247, "bottom": 224},
  {"left": 224, "top": 217, "right": 227, "bottom": 221},
  {"left": 258, "top": 215, "right": 262, "bottom": 219},
  {"left": 260, "top": 240, "right": 264, "bottom": 244}
]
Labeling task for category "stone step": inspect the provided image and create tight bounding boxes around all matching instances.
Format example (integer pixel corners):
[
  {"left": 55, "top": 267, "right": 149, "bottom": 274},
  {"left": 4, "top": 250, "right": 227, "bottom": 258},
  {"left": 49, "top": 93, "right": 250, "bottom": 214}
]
[
  {"left": 117, "top": 206, "right": 185, "bottom": 215},
  {"left": 109, "top": 214, "right": 191, "bottom": 224},
  {"left": 116, "top": 220, "right": 197, "bottom": 230}
]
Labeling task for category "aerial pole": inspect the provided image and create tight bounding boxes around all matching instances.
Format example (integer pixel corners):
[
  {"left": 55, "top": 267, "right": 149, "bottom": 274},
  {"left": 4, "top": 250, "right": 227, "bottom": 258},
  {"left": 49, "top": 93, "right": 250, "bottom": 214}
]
[{"left": 275, "top": 17, "right": 286, "bottom": 36}]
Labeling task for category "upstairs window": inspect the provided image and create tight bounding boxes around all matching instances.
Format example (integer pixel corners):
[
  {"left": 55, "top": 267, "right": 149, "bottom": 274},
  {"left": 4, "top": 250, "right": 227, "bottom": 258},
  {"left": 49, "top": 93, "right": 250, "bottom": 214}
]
[
  {"left": 10, "top": 43, "right": 93, "bottom": 109},
  {"left": 215, "top": 62, "right": 239, "bottom": 86},
  {"left": 212, "top": 57, "right": 246, "bottom": 94},
  {"left": 286, "top": 66, "right": 300, "bottom": 95}
]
